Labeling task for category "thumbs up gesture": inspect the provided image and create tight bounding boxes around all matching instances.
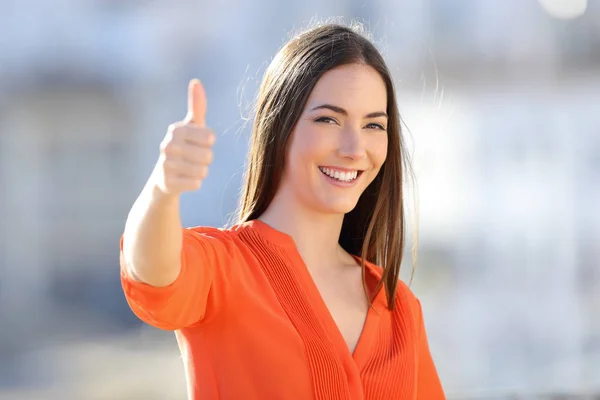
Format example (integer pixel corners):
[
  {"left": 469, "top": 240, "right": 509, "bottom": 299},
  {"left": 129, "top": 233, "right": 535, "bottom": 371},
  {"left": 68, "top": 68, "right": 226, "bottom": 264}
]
[{"left": 152, "top": 79, "right": 215, "bottom": 196}]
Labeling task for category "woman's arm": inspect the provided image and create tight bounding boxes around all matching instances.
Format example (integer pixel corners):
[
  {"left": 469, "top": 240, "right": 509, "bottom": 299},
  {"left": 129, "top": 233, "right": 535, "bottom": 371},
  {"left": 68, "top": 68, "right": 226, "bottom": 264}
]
[
  {"left": 122, "top": 183, "right": 183, "bottom": 287},
  {"left": 122, "top": 79, "right": 214, "bottom": 287},
  {"left": 120, "top": 79, "right": 227, "bottom": 330}
]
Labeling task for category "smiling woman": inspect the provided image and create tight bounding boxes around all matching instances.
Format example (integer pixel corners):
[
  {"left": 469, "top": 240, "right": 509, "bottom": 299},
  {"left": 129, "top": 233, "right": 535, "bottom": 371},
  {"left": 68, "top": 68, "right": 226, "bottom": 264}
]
[{"left": 120, "top": 22, "right": 445, "bottom": 399}]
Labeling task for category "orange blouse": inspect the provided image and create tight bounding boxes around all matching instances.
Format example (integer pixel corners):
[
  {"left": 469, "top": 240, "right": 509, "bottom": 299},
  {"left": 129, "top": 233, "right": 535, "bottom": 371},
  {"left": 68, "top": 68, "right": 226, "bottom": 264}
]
[{"left": 120, "top": 220, "right": 445, "bottom": 399}]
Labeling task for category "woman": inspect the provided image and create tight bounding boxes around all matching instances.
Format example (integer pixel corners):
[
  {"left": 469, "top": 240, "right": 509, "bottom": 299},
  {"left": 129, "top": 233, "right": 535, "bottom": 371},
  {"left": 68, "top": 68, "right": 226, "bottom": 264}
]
[{"left": 121, "top": 23, "right": 445, "bottom": 399}]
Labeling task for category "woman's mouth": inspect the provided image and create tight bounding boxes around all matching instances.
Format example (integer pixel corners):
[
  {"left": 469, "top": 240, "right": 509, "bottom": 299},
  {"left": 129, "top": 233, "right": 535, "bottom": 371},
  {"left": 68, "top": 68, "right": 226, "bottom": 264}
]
[{"left": 318, "top": 166, "right": 363, "bottom": 185}]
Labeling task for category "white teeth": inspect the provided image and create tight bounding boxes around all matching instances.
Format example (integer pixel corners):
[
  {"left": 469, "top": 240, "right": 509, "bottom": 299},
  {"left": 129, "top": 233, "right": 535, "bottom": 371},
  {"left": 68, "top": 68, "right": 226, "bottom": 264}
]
[{"left": 319, "top": 167, "right": 359, "bottom": 182}]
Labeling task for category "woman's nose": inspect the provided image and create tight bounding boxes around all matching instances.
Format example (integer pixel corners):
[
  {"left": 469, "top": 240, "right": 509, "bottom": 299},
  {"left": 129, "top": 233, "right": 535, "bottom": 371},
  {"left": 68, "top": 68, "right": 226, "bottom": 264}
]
[{"left": 337, "top": 127, "right": 366, "bottom": 160}]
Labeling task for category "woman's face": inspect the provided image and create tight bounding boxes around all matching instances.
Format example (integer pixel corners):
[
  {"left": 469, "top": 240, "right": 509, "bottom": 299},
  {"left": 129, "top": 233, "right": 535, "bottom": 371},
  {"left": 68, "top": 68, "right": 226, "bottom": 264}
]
[{"left": 280, "top": 63, "right": 389, "bottom": 215}]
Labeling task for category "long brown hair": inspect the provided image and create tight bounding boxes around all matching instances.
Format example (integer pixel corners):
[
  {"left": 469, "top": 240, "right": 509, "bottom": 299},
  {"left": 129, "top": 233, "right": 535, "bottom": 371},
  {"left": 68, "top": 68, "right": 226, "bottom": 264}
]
[{"left": 237, "top": 23, "right": 413, "bottom": 310}]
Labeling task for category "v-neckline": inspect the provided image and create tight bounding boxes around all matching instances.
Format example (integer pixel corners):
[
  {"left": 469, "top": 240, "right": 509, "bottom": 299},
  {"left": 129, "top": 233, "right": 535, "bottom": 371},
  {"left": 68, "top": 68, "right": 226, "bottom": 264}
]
[{"left": 243, "top": 219, "right": 388, "bottom": 370}]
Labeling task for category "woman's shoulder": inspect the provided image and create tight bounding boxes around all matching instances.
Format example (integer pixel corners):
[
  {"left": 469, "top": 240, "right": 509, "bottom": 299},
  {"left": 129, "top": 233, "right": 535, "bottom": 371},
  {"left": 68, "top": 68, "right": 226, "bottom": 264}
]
[
  {"left": 182, "top": 225, "right": 249, "bottom": 259},
  {"left": 365, "top": 261, "right": 422, "bottom": 313},
  {"left": 183, "top": 225, "right": 237, "bottom": 247},
  {"left": 186, "top": 224, "right": 235, "bottom": 237},
  {"left": 184, "top": 220, "right": 284, "bottom": 252},
  {"left": 395, "top": 277, "right": 418, "bottom": 302},
  {"left": 361, "top": 260, "right": 414, "bottom": 293},
  {"left": 185, "top": 222, "right": 254, "bottom": 241}
]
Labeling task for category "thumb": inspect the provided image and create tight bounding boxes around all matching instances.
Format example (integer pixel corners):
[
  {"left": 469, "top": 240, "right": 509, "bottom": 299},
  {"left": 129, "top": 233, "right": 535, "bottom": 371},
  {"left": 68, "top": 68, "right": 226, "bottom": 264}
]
[{"left": 185, "top": 79, "right": 207, "bottom": 126}]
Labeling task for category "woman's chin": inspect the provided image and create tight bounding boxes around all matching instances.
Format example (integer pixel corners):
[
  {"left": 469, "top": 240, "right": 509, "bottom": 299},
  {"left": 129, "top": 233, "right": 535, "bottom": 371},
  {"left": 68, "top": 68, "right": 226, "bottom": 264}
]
[{"left": 317, "top": 199, "right": 360, "bottom": 215}]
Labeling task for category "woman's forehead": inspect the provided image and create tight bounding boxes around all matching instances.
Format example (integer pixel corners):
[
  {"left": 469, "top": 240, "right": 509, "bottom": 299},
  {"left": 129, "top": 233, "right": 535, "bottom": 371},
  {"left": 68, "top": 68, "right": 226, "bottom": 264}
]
[{"left": 305, "top": 64, "right": 387, "bottom": 111}]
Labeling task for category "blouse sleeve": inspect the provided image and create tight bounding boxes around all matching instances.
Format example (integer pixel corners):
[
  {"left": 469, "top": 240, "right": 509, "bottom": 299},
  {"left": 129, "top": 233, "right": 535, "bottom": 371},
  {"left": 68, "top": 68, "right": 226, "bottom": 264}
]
[
  {"left": 415, "top": 298, "right": 446, "bottom": 399},
  {"left": 120, "top": 226, "right": 240, "bottom": 330}
]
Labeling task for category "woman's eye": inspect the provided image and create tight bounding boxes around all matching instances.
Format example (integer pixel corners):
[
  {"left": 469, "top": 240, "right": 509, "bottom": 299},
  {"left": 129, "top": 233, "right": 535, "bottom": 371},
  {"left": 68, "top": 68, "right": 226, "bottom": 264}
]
[
  {"left": 315, "top": 116, "right": 338, "bottom": 124},
  {"left": 366, "top": 123, "right": 386, "bottom": 130}
]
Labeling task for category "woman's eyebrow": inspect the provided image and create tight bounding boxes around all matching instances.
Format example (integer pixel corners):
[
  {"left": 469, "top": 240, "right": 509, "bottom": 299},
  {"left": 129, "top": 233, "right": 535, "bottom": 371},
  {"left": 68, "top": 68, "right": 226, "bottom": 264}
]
[{"left": 310, "top": 103, "right": 388, "bottom": 119}]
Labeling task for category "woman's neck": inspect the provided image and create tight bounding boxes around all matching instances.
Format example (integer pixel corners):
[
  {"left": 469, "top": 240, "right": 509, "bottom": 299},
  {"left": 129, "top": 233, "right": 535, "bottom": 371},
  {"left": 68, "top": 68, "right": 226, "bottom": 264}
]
[{"left": 258, "top": 194, "right": 349, "bottom": 272}]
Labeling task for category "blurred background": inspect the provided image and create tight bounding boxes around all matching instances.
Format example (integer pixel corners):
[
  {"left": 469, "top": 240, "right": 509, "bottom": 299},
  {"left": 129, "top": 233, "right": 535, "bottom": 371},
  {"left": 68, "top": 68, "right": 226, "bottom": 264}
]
[{"left": 1, "top": 0, "right": 599, "bottom": 399}]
